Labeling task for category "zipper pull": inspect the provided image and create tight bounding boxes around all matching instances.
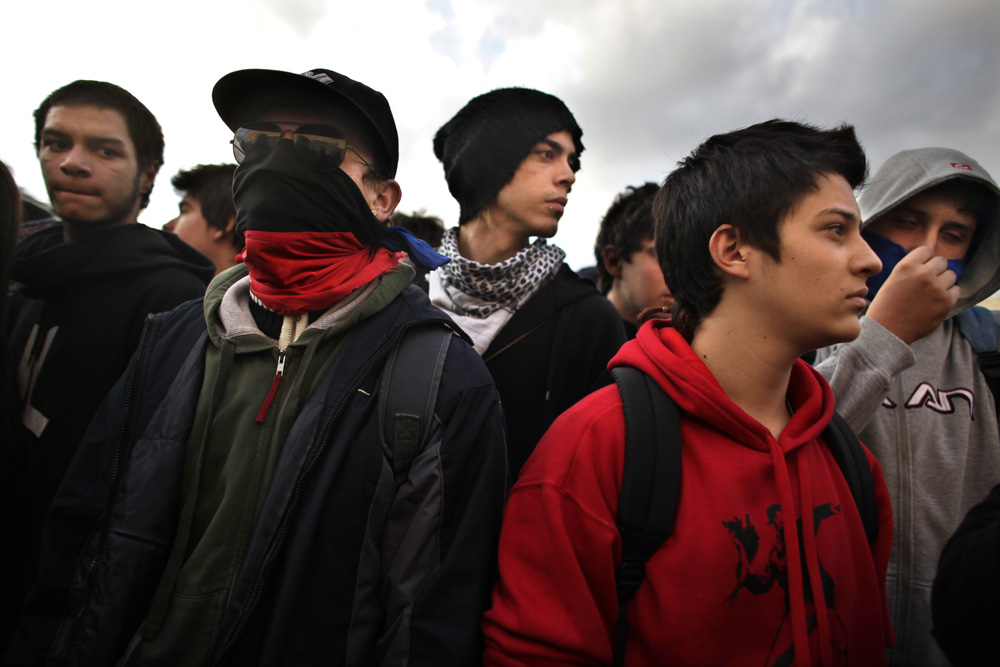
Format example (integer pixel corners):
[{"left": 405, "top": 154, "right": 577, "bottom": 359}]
[{"left": 256, "top": 351, "right": 286, "bottom": 423}]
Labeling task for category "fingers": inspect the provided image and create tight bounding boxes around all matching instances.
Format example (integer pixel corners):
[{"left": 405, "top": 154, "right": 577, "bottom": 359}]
[{"left": 866, "top": 245, "right": 961, "bottom": 344}]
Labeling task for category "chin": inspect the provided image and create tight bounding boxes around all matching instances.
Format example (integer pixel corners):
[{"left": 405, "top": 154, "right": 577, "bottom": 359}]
[{"left": 818, "top": 322, "right": 863, "bottom": 348}]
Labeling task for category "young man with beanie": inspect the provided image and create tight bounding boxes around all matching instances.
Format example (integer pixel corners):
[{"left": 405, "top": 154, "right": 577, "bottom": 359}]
[
  {"left": 483, "top": 120, "right": 895, "bottom": 665},
  {"left": 813, "top": 148, "right": 1000, "bottom": 666},
  {"left": 431, "top": 88, "right": 625, "bottom": 478},
  {"left": 7, "top": 68, "right": 507, "bottom": 666},
  {"left": 1, "top": 80, "right": 214, "bottom": 649}
]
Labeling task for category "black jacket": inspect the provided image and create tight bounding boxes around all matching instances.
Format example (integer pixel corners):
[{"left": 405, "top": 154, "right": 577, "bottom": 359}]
[
  {"left": 1, "top": 223, "right": 213, "bottom": 647},
  {"left": 6, "top": 286, "right": 507, "bottom": 666},
  {"left": 483, "top": 264, "right": 626, "bottom": 476},
  {"left": 932, "top": 483, "right": 1000, "bottom": 666}
]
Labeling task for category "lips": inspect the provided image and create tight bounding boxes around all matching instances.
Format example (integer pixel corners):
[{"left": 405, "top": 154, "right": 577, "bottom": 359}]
[
  {"left": 846, "top": 286, "right": 869, "bottom": 308},
  {"left": 54, "top": 187, "right": 100, "bottom": 197},
  {"left": 546, "top": 197, "right": 568, "bottom": 213}
]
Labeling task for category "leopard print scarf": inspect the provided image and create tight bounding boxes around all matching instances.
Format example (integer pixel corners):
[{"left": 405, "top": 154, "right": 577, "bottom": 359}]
[{"left": 437, "top": 227, "right": 565, "bottom": 317}]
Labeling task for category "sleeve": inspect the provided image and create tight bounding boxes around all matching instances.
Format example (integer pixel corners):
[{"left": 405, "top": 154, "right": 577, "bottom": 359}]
[
  {"left": 812, "top": 317, "right": 915, "bottom": 432},
  {"left": 482, "top": 483, "right": 621, "bottom": 666},
  {"left": 376, "top": 340, "right": 509, "bottom": 666},
  {"left": 482, "top": 399, "right": 624, "bottom": 666},
  {"left": 931, "top": 483, "right": 1000, "bottom": 666},
  {"left": 3, "top": 355, "right": 135, "bottom": 665}
]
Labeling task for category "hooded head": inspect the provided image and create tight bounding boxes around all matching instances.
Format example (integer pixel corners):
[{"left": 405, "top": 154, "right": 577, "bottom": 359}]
[
  {"left": 859, "top": 148, "right": 1000, "bottom": 316},
  {"left": 433, "top": 87, "right": 584, "bottom": 224}
]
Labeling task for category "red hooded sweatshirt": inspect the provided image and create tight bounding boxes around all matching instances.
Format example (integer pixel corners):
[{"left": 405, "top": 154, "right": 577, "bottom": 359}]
[{"left": 483, "top": 321, "right": 894, "bottom": 666}]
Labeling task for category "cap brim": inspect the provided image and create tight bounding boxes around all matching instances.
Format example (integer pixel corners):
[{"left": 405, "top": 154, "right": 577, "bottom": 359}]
[{"left": 212, "top": 69, "right": 362, "bottom": 131}]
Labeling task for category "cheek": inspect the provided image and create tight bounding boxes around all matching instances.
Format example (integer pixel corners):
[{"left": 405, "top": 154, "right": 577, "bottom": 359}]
[
  {"left": 172, "top": 217, "right": 204, "bottom": 244},
  {"left": 341, "top": 166, "right": 373, "bottom": 202}
]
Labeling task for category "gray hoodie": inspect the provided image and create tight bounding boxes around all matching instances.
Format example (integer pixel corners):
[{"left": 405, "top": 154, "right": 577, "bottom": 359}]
[{"left": 814, "top": 148, "right": 1000, "bottom": 666}]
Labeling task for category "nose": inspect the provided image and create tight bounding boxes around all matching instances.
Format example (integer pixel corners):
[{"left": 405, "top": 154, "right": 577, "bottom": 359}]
[
  {"left": 854, "top": 233, "right": 882, "bottom": 276},
  {"left": 924, "top": 230, "right": 949, "bottom": 257},
  {"left": 558, "top": 158, "right": 576, "bottom": 189},
  {"left": 164, "top": 217, "right": 178, "bottom": 233},
  {"left": 59, "top": 145, "right": 92, "bottom": 177}
]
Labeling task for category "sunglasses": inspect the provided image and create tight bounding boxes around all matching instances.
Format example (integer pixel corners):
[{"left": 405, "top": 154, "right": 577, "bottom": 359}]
[{"left": 231, "top": 121, "right": 370, "bottom": 172}]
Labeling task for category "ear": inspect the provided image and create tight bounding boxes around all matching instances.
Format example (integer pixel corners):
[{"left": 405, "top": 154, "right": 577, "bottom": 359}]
[
  {"left": 708, "top": 224, "right": 750, "bottom": 280},
  {"left": 602, "top": 245, "right": 625, "bottom": 278},
  {"left": 213, "top": 215, "right": 237, "bottom": 242},
  {"left": 370, "top": 179, "right": 402, "bottom": 222}
]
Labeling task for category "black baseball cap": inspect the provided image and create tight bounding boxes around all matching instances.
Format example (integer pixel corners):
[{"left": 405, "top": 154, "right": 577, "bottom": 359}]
[{"left": 212, "top": 68, "right": 399, "bottom": 177}]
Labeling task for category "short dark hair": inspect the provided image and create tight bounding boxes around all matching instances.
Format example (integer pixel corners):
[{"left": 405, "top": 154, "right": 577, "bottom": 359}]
[
  {"left": 390, "top": 209, "right": 445, "bottom": 248},
  {"left": 654, "top": 119, "right": 867, "bottom": 340},
  {"left": 34, "top": 80, "right": 164, "bottom": 209},
  {"left": 593, "top": 182, "right": 660, "bottom": 294},
  {"left": 171, "top": 164, "right": 241, "bottom": 250}
]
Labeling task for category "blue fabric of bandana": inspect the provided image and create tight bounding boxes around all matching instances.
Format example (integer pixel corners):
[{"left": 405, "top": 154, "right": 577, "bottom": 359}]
[
  {"left": 862, "top": 231, "right": 964, "bottom": 298},
  {"left": 383, "top": 226, "right": 450, "bottom": 270}
]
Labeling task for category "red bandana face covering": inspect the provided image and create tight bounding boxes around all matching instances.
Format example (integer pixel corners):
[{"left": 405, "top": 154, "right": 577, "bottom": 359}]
[{"left": 236, "top": 230, "right": 406, "bottom": 316}]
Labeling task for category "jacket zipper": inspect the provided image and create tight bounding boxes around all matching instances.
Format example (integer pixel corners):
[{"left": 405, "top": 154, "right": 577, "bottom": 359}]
[
  {"left": 255, "top": 351, "right": 286, "bottom": 423},
  {"left": 213, "top": 318, "right": 445, "bottom": 665}
]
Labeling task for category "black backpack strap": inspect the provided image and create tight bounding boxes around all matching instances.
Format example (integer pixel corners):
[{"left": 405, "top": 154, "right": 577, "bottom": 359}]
[
  {"left": 378, "top": 324, "right": 453, "bottom": 487},
  {"left": 955, "top": 306, "right": 1000, "bottom": 419},
  {"left": 823, "top": 412, "right": 879, "bottom": 545},
  {"left": 610, "top": 366, "right": 682, "bottom": 667}
]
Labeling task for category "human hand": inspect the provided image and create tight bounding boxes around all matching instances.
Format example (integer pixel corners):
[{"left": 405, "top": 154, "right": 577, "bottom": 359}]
[{"left": 865, "top": 246, "right": 960, "bottom": 344}]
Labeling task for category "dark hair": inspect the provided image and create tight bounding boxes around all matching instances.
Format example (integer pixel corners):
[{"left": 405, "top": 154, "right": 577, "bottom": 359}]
[
  {"left": 654, "top": 119, "right": 868, "bottom": 340},
  {"left": 390, "top": 209, "right": 445, "bottom": 248},
  {"left": 34, "top": 80, "right": 164, "bottom": 209},
  {"left": 171, "top": 164, "right": 241, "bottom": 250},
  {"left": 593, "top": 182, "right": 660, "bottom": 294}
]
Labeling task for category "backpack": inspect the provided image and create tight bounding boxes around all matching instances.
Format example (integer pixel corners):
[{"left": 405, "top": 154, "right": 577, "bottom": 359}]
[
  {"left": 378, "top": 323, "right": 455, "bottom": 486},
  {"left": 955, "top": 305, "right": 1000, "bottom": 417},
  {"left": 609, "top": 365, "right": 879, "bottom": 667}
]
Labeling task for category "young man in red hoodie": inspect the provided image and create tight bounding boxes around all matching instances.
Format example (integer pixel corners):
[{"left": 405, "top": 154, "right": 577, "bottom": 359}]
[{"left": 483, "top": 119, "right": 895, "bottom": 666}]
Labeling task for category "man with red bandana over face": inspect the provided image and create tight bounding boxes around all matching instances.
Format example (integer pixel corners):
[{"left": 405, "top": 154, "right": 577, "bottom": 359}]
[{"left": 5, "top": 68, "right": 507, "bottom": 667}]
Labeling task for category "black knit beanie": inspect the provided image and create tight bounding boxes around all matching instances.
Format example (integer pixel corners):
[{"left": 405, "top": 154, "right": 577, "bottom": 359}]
[{"left": 433, "top": 88, "right": 584, "bottom": 225}]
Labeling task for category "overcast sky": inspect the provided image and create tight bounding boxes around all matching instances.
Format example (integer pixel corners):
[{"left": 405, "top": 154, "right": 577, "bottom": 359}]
[{"left": 2, "top": 0, "right": 998, "bottom": 269}]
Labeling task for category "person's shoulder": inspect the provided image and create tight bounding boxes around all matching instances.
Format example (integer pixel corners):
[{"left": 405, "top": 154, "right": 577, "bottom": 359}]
[
  {"left": 517, "top": 384, "right": 625, "bottom": 486},
  {"left": 549, "top": 265, "right": 621, "bottom": 316}
]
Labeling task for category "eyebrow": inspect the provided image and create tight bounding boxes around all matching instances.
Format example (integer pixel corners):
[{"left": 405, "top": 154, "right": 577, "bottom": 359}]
[
  {"left": 540, "top": 137, "right": 578, "bottom": 161},
  {"left": 41, "top": 127, "right": 128, "bottom": 149},
  {"left": 896, "top": 204, "right": 976, "bottom": 228},
  {"left": 820, "top": 207, "right": 860, "bottom": 223}
]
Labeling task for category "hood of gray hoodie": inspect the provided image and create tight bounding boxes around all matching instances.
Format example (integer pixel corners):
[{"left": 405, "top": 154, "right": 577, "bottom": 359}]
[{"left": 858, "top": 147, "right": 1000, "bottom": 317}]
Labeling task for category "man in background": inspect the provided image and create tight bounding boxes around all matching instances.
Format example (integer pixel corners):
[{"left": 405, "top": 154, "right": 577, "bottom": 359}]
[
  {"left": 814, "top": 147, "right": 1000, "bottom": 666},
  {"left": 1, "top": 79, "right": 213, "bottom": 648},
  {"left": 431, "top": 87, "right": 625, "bottom": 477},
  {"left": 164, "top": 163, "right": 241, "bottom": 276},
  {"left": 594, "top": 182, "right": 673, "bottom": 337}
]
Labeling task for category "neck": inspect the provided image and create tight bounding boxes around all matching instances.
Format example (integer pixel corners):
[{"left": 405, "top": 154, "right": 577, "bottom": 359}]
[
  {"left": 606, "top": 285, "right": 637, "bottom": 324},
  {"left": 62, "top": 217, "right": 136, "bottom": 244},
  {"left": 209, "top": 245, "right": 240, "bottom": 277},
  {"left": 457, "top": 216, "right": 530, "bottom": 264},
  {"left": 690, "top": 296, "right": 797, "bottom": 437}
]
